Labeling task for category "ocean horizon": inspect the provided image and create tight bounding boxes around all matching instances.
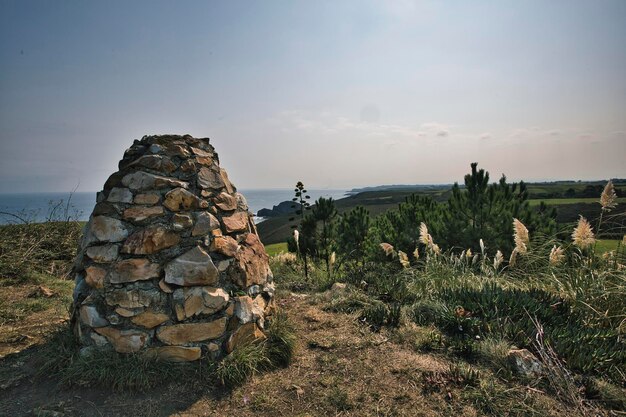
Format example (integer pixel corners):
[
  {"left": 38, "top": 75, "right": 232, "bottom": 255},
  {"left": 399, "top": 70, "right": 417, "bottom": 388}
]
[{"left": 0, "top": 189, "right": 349, "bottom": 225}]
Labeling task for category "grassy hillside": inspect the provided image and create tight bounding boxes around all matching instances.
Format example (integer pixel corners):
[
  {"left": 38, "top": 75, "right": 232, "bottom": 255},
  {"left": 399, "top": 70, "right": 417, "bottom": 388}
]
[
  {"left": 2, "top": 221, "right": 624, "bottom": 416},
  {"left": 257, "top": 181, "right": 626, "bottom": 245}
]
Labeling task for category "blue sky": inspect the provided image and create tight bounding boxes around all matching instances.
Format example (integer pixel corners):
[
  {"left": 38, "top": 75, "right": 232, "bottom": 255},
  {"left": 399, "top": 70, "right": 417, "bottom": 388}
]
[{"left": 1, "top": 0, "right": 625, "bottom": 193}]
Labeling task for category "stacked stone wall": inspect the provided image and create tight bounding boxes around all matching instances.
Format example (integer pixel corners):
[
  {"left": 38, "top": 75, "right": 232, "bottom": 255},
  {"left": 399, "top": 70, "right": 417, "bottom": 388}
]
[{"left": 72, "top": 135, "right": 273, "bottom": 361}]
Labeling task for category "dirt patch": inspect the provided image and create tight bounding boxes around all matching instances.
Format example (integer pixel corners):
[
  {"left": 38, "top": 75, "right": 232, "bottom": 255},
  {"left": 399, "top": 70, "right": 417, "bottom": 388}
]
[{"left": 0, "top": 288, "right": 581, "bottom": 417}]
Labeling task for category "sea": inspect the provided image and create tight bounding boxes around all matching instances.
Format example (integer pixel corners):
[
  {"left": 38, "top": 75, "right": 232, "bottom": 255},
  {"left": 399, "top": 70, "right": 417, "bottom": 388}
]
[{"left": 0, "top": 189, "right": 349, "bottom": 225}]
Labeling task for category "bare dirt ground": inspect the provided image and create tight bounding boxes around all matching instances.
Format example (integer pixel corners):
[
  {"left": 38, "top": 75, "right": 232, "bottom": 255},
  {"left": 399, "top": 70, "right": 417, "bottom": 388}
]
[{"left": 0, "top": 288, "right": 568, "bottom": 417}]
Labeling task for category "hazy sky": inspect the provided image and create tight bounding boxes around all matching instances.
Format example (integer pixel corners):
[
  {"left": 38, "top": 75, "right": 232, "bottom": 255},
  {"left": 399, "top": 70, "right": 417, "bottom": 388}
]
[{"left": 1, "top": 0, "right": 625, "bottom": 193}]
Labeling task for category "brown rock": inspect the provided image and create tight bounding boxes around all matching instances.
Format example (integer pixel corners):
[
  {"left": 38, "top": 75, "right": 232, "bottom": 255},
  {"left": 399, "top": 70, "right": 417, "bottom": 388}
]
[
  {"left": 85, "top": 244, "right": 119, "bottom": 263},
  {"left": 134, "top": 193, "right": 160, "bottom": 205},
  {"left": 192, "top": 211, "right": 220, "bottom": 236},
  {"left": 122, "top": 226, "right": 180, "bottom": 254},
  {"left": 211, "top": 235, "right": 239, "bottom": 257},
  {"left": 167, "top": 144, "right": 190, "bottom": 158},
  {"left": 156, "top": 318, "right": 227, "bottom": 345},
  {"left": 123, "top": 205, "right": 164, "bottom": 221},
  {"left": 164, "top": 246, "right": 219, "bottom": 286},
  {"left": 172, "top": 286, "right": 229, "bottom": 319},
  {"left": 95, "top": 327, "right": 149, "bottom": 353},
  {"left": 131, "top": 311, "right": 169, "bottom": 328},
  {"left": 220, "top": 169, "right": 235, "bottom": 194},
  {"left": 128, "top": 155, "right": 177, "bottom": 173},
  {"left": 109, "top": 259, "right": 160, "bottom": 284},
  {"left": 85, "top": 266, "right": 106, "bottom": 289},
  {"left": 221, "top": 211, "right": 249, "bottom": 233},
  {"left": 225, "top": 322, "right": 266, "bottom": 353},
  {"left": 145, "top": 346, "right": 201, "bottom": 362},
  {"left": 159, "top": 279, "right": 173, "bottom": 293},
  {"left": 121, "top": 171, "right": 188, "bottom": 190},
  {"left": 213, "top": 192, "right": 237, "bottom": 211},
  {"left": 195, "top": 156, "right": 213, "bottom": 166},
  {"left": 163, "top": 188, "right": 206, "bottom": 211},
  {"left": 190, "top": 146, "right": 212, "bottom": 157},
  {"left": 114, "top": 307, "right": 142, "bottom": 317},
  {"left": 172, "top": 213, "right": 193, "bottom": 230},
  {"left": 230, "top": 234, "right": 271, "bottom": 288},
  {"left": 197, "top": 167, "right": 224, "bottom": 190}
]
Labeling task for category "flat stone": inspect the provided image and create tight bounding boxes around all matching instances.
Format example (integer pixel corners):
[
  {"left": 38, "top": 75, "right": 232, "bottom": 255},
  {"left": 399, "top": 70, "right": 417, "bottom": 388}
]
[
  {"left": 85, "top": 244, "right": 119, "bottom": 263},
  {"left": 236, "top": 193, "right": 248, "bottom": 211},
  {"left": 79, "top": 305, "right": 109, "bottom": 327},
  {"left": 89, "top": 216, "right": 128, "bottom": 243},
  {"left": 163, "top": 188, "right": 206, "bottom": 212},
  {"left": 123, "top": 205, "right": 164, "bottom": 221},
  {"left": 145, "top": 346, "right": 201, "bottom": 362},
  {"left": 121, "top": 171, "right": 188, "bottom": 191},
  {"left": 172, "top": 286, "right": 229, "bottom": 320},
  {"left": 107, "top": 187, "right": 133, "bottom": 203},
  {"left": 172, "top": 213, "right": 193, "bottom": 230},
  {"left": 230, "top": 233, "right": 271, "bottom": 288},
  {"left": 114, "top": 307, "right": 142, "bottom": 317},
  {"left": 220, "top": 169, "right": 235, "bottom": 194},
  {"left": 197, "top": 167, "right": 225, "bottom": 190},
  {"left": 134, "top": 193, "right": 160, "bottom": 205},
  {"left": 95, "top": 327, "right": 149, "bottom": 353},
  {"left": 131, "top": 311, "right": 169, "bottom": 328},
  {"left": 225, "top": 322, "right": 266, "bottom": 353},
  {"left": 105, "top": 288, "right": 163, "bottom": 309},
  {"left": 109, "top": 259, "right": 160, "bottom": 284},
  {"left": 221, "top": 211, "right": 249, "bottom": 233},
  {"left": 190, "top": 146, "right": 212, "bottom": 157},
  {"left": 156, "top": 317, "right": 227, "bottom": 345},
  {"left": 195, "top": 156, "right": 213, "bottom": 166},
  {"left": 191, "top": 212, "right": 220, "bottom": 236},
  {"left": 84, "top": 266, "right": 106, "bottom": 289},
  {"left": 128, "top": 155, "right": 176, "bottom": 173},
  {"left": 122, "top": 226, "right": 181, "bottom": 254},
  {"left": 211, "top": 235, "right": 239, "bottom": 257},
  {"left": 159, "top": 279, "right": 173, "bottom": 293},
  {"left": 164, "top": 246, "right": 219, "bottom": 286},
  {"left": 213, "top": 192, "right": 237, "bottom": 211},
  {"left": 166, "top": 144, "right": 190, "bottom": 158}
]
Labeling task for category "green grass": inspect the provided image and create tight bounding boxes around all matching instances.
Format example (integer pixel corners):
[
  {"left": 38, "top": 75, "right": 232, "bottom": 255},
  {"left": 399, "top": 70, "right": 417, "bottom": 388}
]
[
  {"left": 265, "top": 242, "right": 288, "bottom": 256},
  {"left": 528, "top": 197, "right": 626, "bottom": 206},
  {"left": 595, "top": 239, "right": 620, "bottom": 254}
]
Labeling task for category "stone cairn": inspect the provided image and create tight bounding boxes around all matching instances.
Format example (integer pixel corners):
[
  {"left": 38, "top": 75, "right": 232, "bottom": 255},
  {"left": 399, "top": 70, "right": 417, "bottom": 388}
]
[{"left": 71, "top": 135, "right": 274, "bottom": 362}]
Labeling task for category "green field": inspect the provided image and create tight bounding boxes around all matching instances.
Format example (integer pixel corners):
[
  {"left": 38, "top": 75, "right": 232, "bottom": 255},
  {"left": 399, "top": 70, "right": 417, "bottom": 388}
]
[
  {"left": 265, "top": 242, "right": 288, "bottom": 256},
  {"left": 529, "top": 197, "right": 626, "bottom": 206},
  {"left": 596, "top": 239, "right": 622, "bottom": 254}
]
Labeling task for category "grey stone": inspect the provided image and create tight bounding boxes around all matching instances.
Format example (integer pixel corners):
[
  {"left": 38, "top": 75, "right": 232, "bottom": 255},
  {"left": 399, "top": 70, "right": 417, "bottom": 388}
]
[
  {"left": 85, "top": 244, "right": 119, "bottom": 263},
  {"left": 88, "top": 216, "right": 128, "bottom": 243},
  {"left": 121, "top": 171, "right": 188, "bottom": 190},
  {"left": 164, "top": 246, "right": 219, "bottom": 286},
  {"left": 105, "top": 287, "right": 163, "bottom": 309},
  {"left": 192, "top": 211, "right": 220, "bottom": 236},
  {"left": 79, "top": 305, "right": 109, "bottom": 328},
  {"left": 107, "top": 187, "right": 133, "bottom": 203}
]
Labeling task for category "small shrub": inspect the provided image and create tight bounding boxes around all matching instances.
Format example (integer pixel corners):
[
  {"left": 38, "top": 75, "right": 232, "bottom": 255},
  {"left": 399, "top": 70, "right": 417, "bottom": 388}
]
[
  {"left": 265, "top": 311, "right": 297, "bottom": 367},
  {"left": 326, "top": 386, "right": 353, "bottom": 411},
  {"left": 216, "top": 342, "right": 270, "bottom": 388}
]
